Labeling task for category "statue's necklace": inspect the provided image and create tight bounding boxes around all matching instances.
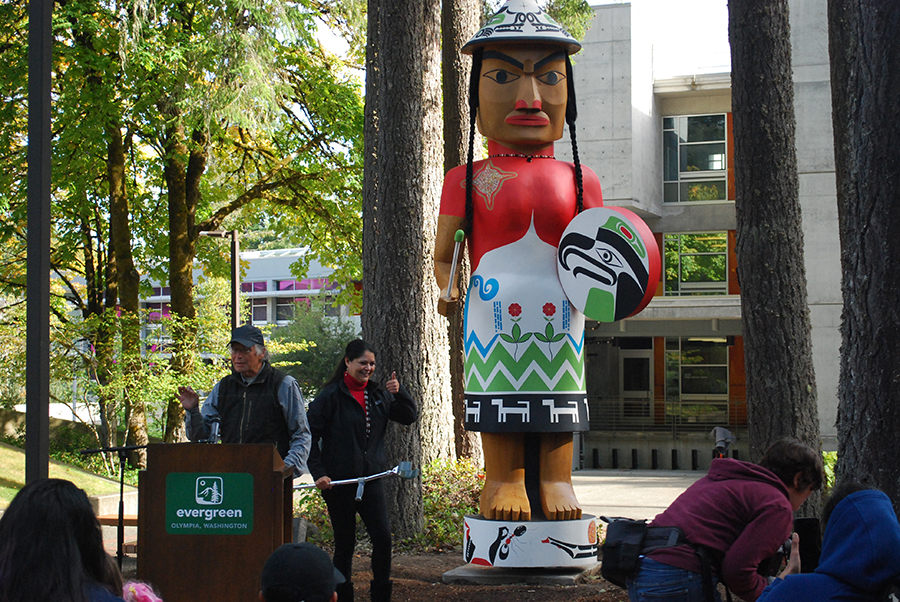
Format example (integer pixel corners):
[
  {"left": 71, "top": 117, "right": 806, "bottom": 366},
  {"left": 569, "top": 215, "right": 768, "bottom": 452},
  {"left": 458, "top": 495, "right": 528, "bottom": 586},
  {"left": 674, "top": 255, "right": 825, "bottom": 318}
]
[{"left": 489, "top": 153, "right": 555, "bottom": 163}]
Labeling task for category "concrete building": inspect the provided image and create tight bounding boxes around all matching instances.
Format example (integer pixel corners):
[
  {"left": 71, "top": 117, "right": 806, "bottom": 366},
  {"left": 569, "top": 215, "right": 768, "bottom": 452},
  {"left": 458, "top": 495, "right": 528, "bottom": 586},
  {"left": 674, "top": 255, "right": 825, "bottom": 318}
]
[
  {"left": 141, "top": 248, "right": 359, "bottom": 344},
  {"left": 555, "top": 1, "right": 839, "bottom": 469}
]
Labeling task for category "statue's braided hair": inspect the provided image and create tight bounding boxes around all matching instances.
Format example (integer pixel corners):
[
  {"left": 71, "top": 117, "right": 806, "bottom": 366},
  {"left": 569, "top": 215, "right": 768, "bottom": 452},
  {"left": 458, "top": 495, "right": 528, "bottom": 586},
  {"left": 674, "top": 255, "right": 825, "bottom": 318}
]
[
  {"left": 464, "top": 48, "right": 483, "bottom": 236},
  {"left": 566, "top": 54, "right": 585, "bottom": 214}
]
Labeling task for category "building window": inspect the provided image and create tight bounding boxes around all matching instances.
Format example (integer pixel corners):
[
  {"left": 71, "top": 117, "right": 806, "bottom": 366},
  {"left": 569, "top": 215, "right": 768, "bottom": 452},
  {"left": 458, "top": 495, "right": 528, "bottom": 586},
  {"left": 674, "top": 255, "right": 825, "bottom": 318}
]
[
  {"left": 143, "top": 302, "right": 171, "bottom": 322},
  {"left": 150, "top": 286, "right": 170, "bottom": 297},
  {"left": 663, "top": 114, "right": 728, "bottom": 203},
  {"left": 665, "top": 337, "right": 729, "bottom": 424},
  {"left": 276, "top": 280, "right": 303, "bottom": 291},
  {"left": 664, "top": 232, "right": 728, "bottom": 296},
  {"left": 276, "top": 278, "right": 332, "bottom": 291},
  {"left": 250, "top": 298, "right": 268, "bottom": 323},
  {"left": 241, "top": 281, "right": 268, "bottom": 293},
  {"left": 276, "top": 297, "right": 307, "bottom": 322}
]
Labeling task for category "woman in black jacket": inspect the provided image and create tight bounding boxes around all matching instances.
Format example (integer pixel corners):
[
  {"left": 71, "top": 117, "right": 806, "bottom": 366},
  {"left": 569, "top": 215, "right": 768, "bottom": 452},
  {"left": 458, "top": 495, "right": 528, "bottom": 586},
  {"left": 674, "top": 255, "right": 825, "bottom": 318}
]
[{"left": 307, "top": 339, "right": 418, "bottom": 602}]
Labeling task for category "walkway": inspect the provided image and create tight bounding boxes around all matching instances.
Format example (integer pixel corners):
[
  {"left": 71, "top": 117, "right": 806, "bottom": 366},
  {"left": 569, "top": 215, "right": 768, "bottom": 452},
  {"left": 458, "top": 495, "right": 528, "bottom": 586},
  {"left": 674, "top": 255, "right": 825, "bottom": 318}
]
[{"left": 572, "top": 468, "right": 702, "bottom": 520}]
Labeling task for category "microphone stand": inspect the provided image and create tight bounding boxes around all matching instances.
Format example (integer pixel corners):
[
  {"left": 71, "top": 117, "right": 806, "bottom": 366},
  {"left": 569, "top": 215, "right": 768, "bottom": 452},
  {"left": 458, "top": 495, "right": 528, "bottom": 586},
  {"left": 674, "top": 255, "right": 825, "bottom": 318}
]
[{"left": 80, "top": 444, "right": 148, "bottom": 569}]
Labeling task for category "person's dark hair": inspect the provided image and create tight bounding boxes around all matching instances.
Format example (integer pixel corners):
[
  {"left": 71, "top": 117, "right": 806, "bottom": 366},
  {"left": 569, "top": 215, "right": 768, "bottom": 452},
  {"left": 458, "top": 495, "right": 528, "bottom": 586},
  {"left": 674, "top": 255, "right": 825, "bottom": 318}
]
[
  {"left": 326, "top": 339, "right": 377, "bottom": 386},
  {"left": 0, "top": 478, "right": 121, "bottom": 602},
  {"left": 261, "top": 543, "right": 343, "bottom": 602},
  {"left": 821, "top": 481, "right": 870, "bottom": 528},
  {"left": 759, "top": 437, "right": 825, "bottom": 492}
]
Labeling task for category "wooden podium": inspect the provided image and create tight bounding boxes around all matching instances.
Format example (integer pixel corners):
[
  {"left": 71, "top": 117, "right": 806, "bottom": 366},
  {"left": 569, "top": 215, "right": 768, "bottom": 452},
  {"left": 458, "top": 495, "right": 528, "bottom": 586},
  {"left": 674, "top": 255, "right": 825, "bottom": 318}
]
[{"left": 137, "top": 443, "right": 293, "bottom": 602}]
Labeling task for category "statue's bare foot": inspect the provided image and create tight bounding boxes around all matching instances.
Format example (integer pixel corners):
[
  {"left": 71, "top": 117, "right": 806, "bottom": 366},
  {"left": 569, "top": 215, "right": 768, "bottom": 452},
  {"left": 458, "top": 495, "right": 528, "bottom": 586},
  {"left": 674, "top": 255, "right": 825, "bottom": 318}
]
[
  {"left": 540, "top": 481, "right": 582, "bottom": 521},
  {"left": 480, "top": 480, "right": 531, "bottom": 521}
]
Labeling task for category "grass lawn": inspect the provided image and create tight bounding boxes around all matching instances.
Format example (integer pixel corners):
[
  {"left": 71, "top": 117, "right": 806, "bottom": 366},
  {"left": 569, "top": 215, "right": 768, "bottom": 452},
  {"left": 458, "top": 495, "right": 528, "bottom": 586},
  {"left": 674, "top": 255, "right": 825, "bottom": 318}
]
[{"left": 0, "top": 442, "right": 136, "bottom": 509}]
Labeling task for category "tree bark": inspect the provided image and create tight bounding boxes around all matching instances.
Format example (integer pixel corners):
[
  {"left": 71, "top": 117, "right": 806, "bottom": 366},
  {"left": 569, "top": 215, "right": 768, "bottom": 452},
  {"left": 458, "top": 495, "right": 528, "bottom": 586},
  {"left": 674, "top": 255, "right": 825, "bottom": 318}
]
[
  {"left": 729, "top": 0, "right": 821, "bottom": 476},
  {"left": 160, "top": 97, "right": 208, "bottom": 442},
  {"left": 829, "top": 0, "right": 900, "bottom": 510},
  {"left": 80, "top": 209, "right": 117, "bottom": 449},
  {"left": 108, "top": 124, "right": 148, "bottom": 468},
  {"left": 363, "top": 0, "right": 450, "bottom": 538},
  {"left": 441, "top": 0, "right": 482, "bottom": 464}
]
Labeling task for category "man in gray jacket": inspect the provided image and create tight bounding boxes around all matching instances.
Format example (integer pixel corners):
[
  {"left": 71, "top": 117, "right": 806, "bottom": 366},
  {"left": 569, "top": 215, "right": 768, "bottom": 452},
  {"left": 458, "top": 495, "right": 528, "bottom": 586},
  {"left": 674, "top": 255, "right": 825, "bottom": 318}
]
[{"left": 178, "top": 324, "right": 311, "bottom": 477}]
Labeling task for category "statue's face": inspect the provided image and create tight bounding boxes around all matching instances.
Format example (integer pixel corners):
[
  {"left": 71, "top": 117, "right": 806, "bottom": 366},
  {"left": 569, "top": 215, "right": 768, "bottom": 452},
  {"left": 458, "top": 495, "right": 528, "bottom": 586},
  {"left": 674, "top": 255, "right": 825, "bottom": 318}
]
[{"left": 476, "top": 44, "right": 568, "bottom": 152}]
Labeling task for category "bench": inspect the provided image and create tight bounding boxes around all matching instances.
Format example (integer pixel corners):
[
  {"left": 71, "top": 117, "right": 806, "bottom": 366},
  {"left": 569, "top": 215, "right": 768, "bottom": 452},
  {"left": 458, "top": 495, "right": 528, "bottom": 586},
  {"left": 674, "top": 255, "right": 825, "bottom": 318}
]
[{"left": 97, "top": 514, "right": 139, "bottom": 527}]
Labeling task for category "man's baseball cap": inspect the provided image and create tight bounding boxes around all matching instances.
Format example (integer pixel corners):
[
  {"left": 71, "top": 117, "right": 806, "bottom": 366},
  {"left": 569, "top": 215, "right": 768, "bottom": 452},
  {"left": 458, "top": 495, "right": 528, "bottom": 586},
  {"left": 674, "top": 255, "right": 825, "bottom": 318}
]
[
  {"left": 229, "top": 324, "right": 265, "bottom": 349},
  {"left": 261, "top": 543, "right": 345, "bottom": 602}
]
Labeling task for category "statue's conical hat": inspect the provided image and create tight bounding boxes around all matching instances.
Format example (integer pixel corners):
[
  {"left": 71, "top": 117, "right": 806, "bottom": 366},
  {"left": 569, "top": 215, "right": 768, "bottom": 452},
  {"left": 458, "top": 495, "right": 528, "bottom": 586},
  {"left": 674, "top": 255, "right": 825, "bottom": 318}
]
[{"left": 462, "top": 0, "right": 582, "bottom": 55}]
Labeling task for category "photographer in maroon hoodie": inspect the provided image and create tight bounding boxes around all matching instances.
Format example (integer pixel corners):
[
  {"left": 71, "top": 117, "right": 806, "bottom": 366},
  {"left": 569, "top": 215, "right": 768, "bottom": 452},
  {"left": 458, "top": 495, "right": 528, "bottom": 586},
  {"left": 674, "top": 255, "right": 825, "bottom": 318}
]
[{"left": 627, "top": 438, "right": 824, "bottom": 602}]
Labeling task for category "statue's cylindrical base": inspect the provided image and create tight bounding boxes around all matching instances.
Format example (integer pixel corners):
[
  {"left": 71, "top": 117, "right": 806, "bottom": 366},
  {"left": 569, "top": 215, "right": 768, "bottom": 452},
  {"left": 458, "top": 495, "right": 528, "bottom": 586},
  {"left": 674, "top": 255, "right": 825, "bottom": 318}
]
[{"left": 463, "top": 514, "right": 598, "bottom": 568}]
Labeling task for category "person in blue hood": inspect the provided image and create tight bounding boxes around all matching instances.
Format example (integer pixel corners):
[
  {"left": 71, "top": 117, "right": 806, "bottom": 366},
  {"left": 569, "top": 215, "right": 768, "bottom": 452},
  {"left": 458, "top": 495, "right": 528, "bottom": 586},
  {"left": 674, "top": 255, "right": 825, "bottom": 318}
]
[{"left": 758, "top": 482, "right": 900, "bottom": 602}]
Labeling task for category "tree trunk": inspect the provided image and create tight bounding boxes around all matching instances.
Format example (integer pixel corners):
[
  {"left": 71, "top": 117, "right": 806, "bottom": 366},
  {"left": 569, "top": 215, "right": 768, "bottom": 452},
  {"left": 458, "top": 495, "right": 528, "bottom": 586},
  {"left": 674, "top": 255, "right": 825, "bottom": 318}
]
[
  {"left": 729, "top": 0, "right": 821, "bottom": 476},
  {"left": 363, "top": 0, "right": 450, "bottom": 538},
  {"left": 829, "top": 0, "right": 900, "bottom": 510},
  {"left": 161, "top": 100, "right": 208, "bottom": 442},
  {"left": 79, "top": 210, "right": 118, "bottom": 450},
  {"left": 108, "top": 124, "right": 148, "bottom": 468},
  {"left": 441, "top": 0, "right": 482, "bottom": 465}
]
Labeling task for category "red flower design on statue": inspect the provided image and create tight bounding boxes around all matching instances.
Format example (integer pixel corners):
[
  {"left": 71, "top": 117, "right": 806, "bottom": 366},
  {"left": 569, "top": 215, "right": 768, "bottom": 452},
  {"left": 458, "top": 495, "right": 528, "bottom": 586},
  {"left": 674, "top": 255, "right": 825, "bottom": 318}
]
[
  {"left": 543, "top": 303, "right": 556, "bottom": 317},
  {"left": 508, "top": 303, "right": 522, "bottom": 317}
]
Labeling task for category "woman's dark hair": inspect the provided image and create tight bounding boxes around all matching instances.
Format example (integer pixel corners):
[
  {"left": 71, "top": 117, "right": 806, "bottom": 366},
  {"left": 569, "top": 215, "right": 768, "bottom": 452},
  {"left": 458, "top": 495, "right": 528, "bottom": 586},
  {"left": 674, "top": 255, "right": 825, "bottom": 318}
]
[
  {"left": 821, "top": 481, "right": 870, "bottom": 529},
  {"left": 326, "top": 339, "right": 377, "bottom": 386},
  {"left": 0, "top": 478, "right": 120, "bottom": 602},
  {"left": 759, "top": 437, "right": 825, "bottom": 492}
]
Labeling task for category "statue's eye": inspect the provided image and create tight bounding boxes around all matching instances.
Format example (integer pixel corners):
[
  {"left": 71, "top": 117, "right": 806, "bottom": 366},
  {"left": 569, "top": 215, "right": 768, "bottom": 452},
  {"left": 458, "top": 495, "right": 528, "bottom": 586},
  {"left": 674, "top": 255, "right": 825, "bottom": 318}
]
[
  {"left": 597, "top": 249, "right": 624, "bottom": 268},
  {"left": 483, "top": 69, "right": 520, "bottom": 84},
  {"left": 536, "top": 70, "right": 565, "bottom": 86}
]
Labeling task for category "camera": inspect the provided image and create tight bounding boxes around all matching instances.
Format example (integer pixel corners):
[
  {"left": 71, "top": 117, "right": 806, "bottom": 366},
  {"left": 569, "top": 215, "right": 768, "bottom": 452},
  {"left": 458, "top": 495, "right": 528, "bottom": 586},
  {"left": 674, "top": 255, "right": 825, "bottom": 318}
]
[{"left": 758, "top": 538, "right": 792, "bottom": 577}]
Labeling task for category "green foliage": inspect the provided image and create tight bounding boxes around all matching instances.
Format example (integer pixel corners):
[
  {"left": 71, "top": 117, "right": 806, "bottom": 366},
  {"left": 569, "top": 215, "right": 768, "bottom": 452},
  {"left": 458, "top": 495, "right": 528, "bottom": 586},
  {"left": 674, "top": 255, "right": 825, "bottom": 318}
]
[
  {"left": 407, "top": 458, "right": 484, "bottom": 552},
  {"left": 823, "top": 450, "right": 837, "bottom": 490},
  {"left": 270, "top": 294, "right": 360, "bottom": 397},
  {"left": 116, "top": 312, "right": 230, "bottom": 439},
  {"left": 193, "top": 276, "right": 239, "bottom": 355},
  {"left": 544, "top": 0, "right": 595, "bottom": 42},
  {"left": 315, "top": 0, "right": 367, "bottom": 67},
  {"left": 295, "top": 485, "right": 336, "bottom": 546},
  {"left": 294, "top": 458, "right": 484, "bottom": 553}
]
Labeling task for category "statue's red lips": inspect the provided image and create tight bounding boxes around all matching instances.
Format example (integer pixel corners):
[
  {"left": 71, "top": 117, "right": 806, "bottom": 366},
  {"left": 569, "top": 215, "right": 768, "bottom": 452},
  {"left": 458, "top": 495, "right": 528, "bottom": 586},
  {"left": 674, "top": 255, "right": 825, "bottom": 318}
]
[{"left": 505, "top": 115, "right": 550, "bottom": 126}]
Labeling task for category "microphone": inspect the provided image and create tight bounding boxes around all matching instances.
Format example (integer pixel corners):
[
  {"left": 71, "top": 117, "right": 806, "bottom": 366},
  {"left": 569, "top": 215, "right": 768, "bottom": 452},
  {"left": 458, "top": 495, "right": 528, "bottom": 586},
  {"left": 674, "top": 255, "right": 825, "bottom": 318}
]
[{"left": 207, "top": 418, "right": 220, "bottom": 444}]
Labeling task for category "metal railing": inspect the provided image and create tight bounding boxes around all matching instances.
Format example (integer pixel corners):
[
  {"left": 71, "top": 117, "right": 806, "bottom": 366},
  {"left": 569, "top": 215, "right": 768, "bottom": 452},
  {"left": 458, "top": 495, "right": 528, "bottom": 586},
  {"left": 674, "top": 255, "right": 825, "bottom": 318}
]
[{"left": 587, "top": 395, "right": 747, "bottom": 436}]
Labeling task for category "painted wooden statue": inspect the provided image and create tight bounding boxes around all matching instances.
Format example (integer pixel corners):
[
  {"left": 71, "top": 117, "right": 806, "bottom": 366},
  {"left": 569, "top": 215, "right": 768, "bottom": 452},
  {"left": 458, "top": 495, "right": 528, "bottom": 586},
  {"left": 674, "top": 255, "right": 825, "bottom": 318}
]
[{"left": 435, "top": 0, "right": 659, "bottom": 530}]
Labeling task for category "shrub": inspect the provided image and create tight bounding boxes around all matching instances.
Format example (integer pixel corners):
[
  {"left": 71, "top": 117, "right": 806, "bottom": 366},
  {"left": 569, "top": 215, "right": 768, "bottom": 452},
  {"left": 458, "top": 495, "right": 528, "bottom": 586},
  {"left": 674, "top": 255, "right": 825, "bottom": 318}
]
[
  {"left": 407, "top": 458, "right": 483, "bottom": 552},
  {"left": 295, "top": 485, "right": 336, "bottom": 547},
  {"left": 295, "top": 457, "right": 484, "bottom": 553}
]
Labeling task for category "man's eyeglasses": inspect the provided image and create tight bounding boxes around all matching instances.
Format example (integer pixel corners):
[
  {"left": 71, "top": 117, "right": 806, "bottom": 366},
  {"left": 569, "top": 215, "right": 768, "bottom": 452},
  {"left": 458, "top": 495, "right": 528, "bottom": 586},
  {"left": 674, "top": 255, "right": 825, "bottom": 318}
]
[{"left": 230, "top": 345, "right": 254, "bottom": 356}]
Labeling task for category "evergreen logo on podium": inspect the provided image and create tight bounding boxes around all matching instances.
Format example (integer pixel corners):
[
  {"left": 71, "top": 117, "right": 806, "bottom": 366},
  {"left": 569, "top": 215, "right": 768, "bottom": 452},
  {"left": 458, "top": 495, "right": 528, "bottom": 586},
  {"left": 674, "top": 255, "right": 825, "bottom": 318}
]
[
  {"left": 196, "top": 476, "right": 224, "bottom": 505},
  {"left": 166, "top": 472, "right": 254, "bottom": 535}
]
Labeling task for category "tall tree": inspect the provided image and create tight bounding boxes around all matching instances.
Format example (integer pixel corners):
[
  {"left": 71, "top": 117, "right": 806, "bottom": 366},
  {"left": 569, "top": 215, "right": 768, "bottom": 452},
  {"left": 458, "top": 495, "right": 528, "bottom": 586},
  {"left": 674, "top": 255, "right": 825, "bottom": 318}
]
[
  {"left": 829, "top": 1, "right": 900, "bottom": 509},
  {"left": 363, "top": 0, "right": 451, "bottom": 538},
  {"left": 0, "top": 0, "right": 366, "bottom": 453},
  {"left": 122, "top": 0, "right": 366, "bottom": 441},
  {"left": 441, "top": 0, "right": 482, "bottom": 463},
  {"left": 728, "top": 1, "right": 821, "bottom": 469},
  {"left": 0, "top": 0, "right": 137, "bottom": 454}
]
